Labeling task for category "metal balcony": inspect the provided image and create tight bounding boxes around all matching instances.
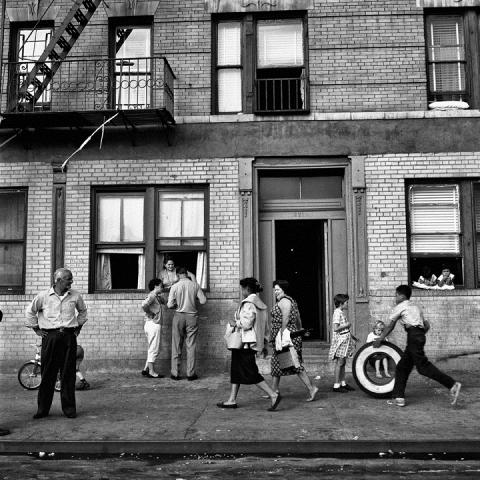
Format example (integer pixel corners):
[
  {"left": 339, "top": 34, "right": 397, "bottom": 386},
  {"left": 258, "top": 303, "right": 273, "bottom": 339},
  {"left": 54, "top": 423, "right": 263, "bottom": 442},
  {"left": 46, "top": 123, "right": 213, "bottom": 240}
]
[{"left": 0, "top": 56, "right": 175, "bottom": 130}]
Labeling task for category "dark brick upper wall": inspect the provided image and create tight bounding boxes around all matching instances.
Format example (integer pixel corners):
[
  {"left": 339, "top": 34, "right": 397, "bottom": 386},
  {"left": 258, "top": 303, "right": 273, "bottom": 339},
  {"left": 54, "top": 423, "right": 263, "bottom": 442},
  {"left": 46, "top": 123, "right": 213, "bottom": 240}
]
[{"left": 1, "top": 0, "right": 427, "bottom": 115}]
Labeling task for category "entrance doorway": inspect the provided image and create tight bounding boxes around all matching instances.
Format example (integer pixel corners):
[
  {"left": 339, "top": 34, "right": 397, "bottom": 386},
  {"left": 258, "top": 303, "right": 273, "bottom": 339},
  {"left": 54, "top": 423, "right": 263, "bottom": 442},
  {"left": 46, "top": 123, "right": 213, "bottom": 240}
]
[{"left": 275, "top": 220, "right": 325, "bottom": 340}]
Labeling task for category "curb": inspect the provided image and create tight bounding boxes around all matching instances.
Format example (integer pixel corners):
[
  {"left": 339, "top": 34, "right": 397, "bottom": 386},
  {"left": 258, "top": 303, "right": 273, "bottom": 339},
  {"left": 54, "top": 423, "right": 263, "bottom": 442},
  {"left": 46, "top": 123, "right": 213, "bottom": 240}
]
[{"left": 1, "top": 440, "right": 480, "bottom": 456}]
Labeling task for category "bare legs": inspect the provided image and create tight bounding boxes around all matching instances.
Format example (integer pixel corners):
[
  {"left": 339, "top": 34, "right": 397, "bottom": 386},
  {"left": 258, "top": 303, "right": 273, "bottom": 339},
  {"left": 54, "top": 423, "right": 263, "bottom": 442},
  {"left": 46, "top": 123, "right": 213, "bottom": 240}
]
[
  {"left": 223, "top": 382, "right": 279, "bottom": 408},
  {"left": 334, "top": 357, "right": 346, "bottom": 385},
  {"left": 272, "top": 371, "right": 318, "bottom": 402},
  {"left": 375, "top": 358, "right": 391, "bottom": 378}
]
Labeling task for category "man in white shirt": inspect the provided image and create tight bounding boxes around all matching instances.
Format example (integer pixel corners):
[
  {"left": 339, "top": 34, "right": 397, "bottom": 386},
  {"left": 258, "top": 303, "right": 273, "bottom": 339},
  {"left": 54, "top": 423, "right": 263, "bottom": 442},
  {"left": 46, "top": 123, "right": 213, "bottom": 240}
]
[
  {"left": 26, "top": 268, "right": 87, "bottom": 419},
  {"left": 168, "top": 267, "right": 206, "bottom": 380}
]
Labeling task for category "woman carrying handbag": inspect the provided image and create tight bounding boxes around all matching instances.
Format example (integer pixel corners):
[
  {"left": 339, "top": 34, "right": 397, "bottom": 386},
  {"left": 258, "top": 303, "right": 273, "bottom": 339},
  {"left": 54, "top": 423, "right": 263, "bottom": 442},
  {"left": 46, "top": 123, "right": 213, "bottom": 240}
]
[{"left": 217, "top": 277, "right": 281, "bottom": 411}]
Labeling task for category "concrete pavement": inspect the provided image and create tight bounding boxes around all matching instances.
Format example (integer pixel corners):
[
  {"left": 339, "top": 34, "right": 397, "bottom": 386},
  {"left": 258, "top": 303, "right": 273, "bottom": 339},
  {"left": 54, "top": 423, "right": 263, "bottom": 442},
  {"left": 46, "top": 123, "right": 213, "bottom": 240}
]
[{"left": 1, "top": 362, "right": 479, "bottom": 455}]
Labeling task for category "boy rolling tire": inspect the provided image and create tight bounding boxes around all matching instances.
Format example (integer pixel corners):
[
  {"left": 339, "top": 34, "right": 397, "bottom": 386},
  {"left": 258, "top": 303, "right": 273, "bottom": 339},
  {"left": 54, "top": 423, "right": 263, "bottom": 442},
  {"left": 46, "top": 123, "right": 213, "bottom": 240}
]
[{"left": 352, "top": 341, "right": 403, "bottom": 398}]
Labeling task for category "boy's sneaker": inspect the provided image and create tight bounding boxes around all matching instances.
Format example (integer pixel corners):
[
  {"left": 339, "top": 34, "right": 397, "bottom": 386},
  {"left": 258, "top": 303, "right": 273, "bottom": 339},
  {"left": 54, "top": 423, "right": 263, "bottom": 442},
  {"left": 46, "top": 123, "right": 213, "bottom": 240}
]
[
  {"left": 450, "top": 382, "right": 462, "bottom": 405},
  {"left": 76, "top": 379, "right": 90, "bottom": 391},
  {"left": 341, "top": 384, "right": 355, "bottom": 392},
  {"left": 395, "top": 397, "right": 406, "bottom": 407}
]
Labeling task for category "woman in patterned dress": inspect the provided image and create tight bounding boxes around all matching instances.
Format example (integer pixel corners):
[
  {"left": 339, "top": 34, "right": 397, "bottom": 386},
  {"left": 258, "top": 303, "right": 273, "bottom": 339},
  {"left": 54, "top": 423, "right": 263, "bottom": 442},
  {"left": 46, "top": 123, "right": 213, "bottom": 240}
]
[
  {"left": 328, "top": 293, "right": 356, "bottom": 392},
  {"left": 270, "top": 280, "right": 318, "bottom": 402}
]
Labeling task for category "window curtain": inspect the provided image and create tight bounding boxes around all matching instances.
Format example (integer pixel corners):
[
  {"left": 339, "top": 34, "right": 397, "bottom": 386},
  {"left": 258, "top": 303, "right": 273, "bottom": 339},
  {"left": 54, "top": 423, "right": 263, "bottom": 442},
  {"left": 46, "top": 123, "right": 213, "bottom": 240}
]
[
  {"left": 409, "top": 185, "right": 460, "bottom": 254},
  {"left": 257, "top": 19, "right": 303, "bottom": 68},
  {"left": 96, "top": 248, "right": 144, "bottom": 290},
  {"left": 217, "top": 22, "right": 242, "bottom": 112},
  {"left": 196, "top": 252, "right": 207, "bottom": 289},
  {"left": 427, "top": 16, "right": 465, "bottom": 94}
]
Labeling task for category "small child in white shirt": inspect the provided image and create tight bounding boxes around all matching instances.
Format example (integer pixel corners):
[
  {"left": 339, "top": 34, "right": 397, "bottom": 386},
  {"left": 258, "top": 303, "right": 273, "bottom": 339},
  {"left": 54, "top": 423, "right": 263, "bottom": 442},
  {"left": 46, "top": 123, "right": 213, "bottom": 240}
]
[{"left": 366, "top": 321, "right": 391, "bottom": 378}]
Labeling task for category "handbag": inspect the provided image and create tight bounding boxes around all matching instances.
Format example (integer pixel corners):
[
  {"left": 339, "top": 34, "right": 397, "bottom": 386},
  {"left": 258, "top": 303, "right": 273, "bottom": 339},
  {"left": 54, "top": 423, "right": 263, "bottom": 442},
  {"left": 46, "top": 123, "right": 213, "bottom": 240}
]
[
  {"left": 224, "top": 323, "right": 243, "bottom": 350},
  {"left": 276, "top": 348, "right": 295, "bottom": 370}
]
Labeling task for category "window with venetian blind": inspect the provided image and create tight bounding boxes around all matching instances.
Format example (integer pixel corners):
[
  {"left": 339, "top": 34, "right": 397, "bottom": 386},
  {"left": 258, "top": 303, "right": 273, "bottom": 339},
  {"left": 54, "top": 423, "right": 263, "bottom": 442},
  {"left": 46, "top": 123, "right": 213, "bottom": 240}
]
[
  {"left": 426, "top": 15, "right": 467, "bottom": 103},
  {"left": 214, "top": 15, "right": 308, "bottom": 114},
  {"left": 92, "top": 187, "right": 208, "bottom": 292},
  {"left": 408, "top": 182, "right": 480, "bottom": 288},
  {"left": 0, "top": 189, "right": 27, "bottom": 292}
]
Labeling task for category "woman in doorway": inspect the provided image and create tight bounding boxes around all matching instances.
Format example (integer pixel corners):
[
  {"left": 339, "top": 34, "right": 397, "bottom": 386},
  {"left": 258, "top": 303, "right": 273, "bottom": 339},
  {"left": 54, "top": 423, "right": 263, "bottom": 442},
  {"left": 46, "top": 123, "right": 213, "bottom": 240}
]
[
  {"left": 270, "top": 280, "right": 319, "bottom": 402},
  {"left": 217, "top": 277, "right": 281, "bottom": 411}
]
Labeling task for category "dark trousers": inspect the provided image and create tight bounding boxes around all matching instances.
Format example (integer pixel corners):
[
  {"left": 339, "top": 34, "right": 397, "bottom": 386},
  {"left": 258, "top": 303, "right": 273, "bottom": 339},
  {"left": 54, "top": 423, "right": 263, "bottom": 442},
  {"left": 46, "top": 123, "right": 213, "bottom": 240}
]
[
  {"left": 38, "top": 329, "right": 77, "bottom": 416},
  {"left": 392, "top": 327, "right": 455, "bottom": 398}
]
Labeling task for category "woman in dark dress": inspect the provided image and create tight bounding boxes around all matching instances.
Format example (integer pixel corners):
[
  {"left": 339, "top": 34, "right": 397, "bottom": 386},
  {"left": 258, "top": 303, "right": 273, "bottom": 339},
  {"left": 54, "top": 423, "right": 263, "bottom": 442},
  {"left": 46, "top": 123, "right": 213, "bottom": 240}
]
[
  {"left": 270, "top": 280, "right": 318, "bottom": 402},
  {"left": 217, "top": 278, "right": 281, "bottom": 411}
]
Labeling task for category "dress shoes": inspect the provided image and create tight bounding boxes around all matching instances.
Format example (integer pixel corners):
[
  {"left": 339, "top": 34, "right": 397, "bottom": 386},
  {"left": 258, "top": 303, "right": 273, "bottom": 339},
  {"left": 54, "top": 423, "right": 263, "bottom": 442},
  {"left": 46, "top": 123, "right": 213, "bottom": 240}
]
[
  {"left": 170, "top": 375, "right": 181, "bottom": 381},
  {"left": 216, "top": 402, "right": 238, "bottom": 409},
  {"left": 0, "top": 428, "right": 10, "bottom": 435},
  {"left": 33, "top": 412, "right": 49, "bottom": 419},
  {"left": 187, "top": 374, "right": 198, "bottom": 381}
]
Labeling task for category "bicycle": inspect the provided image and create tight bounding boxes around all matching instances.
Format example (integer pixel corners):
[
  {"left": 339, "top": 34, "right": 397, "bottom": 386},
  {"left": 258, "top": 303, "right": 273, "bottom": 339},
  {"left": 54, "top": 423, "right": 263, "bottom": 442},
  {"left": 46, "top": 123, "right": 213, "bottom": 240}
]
[{"left": 18, "top": 343, "right": 61, "bottom": 392}]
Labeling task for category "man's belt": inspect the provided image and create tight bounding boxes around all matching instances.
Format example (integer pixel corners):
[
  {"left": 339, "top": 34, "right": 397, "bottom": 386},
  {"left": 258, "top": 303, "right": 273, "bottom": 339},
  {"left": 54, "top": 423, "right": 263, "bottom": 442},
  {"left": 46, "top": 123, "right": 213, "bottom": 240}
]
[{"left": 43, "top": 327, "right": 76, "bottom": 333}]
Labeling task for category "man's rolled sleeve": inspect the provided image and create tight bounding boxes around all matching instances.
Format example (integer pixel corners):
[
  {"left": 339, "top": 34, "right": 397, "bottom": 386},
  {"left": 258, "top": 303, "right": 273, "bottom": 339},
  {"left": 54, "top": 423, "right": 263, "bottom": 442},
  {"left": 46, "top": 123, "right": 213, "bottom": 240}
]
[
  {"left": 25, "top": 295, "right": 41, "bottom": 329},
  {"left": 167, "top": 287, "right": 177, "bottom": 309},
  {"left": 76, "top": 295, "right": 88, "bottom": 326}
]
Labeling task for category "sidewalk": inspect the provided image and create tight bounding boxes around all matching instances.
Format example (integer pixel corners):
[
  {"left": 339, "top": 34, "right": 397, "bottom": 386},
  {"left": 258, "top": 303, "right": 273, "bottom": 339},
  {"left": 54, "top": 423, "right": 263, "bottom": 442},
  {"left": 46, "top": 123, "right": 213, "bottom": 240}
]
[{"left": 1, "top": 365, "right": 479, "bottom": 454}]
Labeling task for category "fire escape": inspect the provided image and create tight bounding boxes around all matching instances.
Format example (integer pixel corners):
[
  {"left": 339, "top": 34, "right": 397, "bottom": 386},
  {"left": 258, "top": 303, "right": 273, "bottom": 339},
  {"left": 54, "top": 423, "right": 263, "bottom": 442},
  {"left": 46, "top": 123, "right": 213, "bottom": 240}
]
[{"left": 0, "top": 0, "right": 175, "bottom": 142}]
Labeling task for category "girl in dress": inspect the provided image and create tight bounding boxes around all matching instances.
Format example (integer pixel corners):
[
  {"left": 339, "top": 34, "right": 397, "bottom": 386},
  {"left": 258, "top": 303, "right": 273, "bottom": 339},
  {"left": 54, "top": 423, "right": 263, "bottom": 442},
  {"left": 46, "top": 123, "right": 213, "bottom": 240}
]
[{"left": 328, "top": 293, "right": 356, "bottom": 392}]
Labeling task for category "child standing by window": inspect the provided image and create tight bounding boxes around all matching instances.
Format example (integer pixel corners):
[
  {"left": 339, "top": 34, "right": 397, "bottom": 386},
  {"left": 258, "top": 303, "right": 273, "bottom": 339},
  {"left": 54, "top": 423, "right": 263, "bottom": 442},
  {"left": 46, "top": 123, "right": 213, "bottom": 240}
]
[
  {"left": 366, "top": 321, "right": 392, "bottom": 378},
  {"left": 328, "top": 293, "right": 356, "bottom": 392}
]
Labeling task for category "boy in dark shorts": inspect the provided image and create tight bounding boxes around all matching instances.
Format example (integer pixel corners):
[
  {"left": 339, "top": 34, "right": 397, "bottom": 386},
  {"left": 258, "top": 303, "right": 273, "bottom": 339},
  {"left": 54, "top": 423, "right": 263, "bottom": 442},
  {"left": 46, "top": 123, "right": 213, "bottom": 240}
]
[{"left": 373, "top": 285, "right": 461, "bottom": 407}]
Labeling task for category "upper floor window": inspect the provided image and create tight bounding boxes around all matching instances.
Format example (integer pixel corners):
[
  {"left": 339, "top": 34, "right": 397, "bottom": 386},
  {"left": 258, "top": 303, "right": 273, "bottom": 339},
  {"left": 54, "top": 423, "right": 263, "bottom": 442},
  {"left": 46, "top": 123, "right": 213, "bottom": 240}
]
[
  {"left": 9, "top": 24, "right": 53, "bottom": 111},
  {"left": 109, "top": 19, "right": 152, "bottom": 109},
  {"left": 92, "top": 186, "right": 208, "bottom": 292},
  {"left": 0, "top": 189, "right": 27, "bottom": 292},
  {"left": 407, "top": 181, "right": 480, "bottom": 289},
  {"left": 214, "top": 14, "right": 308, "bottom": 114},
  {"left": 426, "top": 15, "right": 467, "bottom": 103}
]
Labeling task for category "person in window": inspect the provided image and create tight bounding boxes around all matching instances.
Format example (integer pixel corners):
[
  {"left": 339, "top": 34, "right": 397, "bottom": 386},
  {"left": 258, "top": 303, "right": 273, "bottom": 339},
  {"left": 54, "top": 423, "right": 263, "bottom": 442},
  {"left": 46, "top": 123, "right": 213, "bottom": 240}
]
[
  {"left": 217, "top": 277, "right": 281, "bottom": 411},
  {"left": 159, "top": 258, "right": 196, "bottom": 300},
  {"left": 167, "top": 267, "right": 206, "bottom": 381},
  {"left": 141, "top": 278, "right": 166, "bottom": 379},
  {"left": 417, "top": 266, "right": 437, "bottom": 287},
  {"left": 25, "top": 268, "right": 88, "bottom": 419},
  {"left": 436, "top": 265, "right": 455, "bottom": 288}
]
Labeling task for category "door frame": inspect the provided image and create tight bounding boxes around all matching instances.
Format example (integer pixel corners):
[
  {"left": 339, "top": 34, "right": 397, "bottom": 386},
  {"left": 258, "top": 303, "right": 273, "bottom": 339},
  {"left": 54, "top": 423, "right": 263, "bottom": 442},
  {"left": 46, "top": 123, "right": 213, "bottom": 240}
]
[{"left": 252, "top": 157, "right": 355, "bottom": 341}]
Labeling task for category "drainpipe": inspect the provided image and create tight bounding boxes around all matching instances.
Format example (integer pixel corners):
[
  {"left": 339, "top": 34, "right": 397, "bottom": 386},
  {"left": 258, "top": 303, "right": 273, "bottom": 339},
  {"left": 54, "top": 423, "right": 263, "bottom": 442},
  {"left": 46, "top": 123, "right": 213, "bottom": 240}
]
[{"left": 0, "top": 0, "right": 6, "bottom": 100}]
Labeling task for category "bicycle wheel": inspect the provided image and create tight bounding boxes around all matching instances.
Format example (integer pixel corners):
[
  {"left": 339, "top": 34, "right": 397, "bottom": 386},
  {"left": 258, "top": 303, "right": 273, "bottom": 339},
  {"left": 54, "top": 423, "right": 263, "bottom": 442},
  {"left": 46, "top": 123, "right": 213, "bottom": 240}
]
[
  {"left": 352, "top": 341, "right": 403, "bottom": 398},
  {"left": 18, "top": 361, "right": 42, "bottom": 390}
]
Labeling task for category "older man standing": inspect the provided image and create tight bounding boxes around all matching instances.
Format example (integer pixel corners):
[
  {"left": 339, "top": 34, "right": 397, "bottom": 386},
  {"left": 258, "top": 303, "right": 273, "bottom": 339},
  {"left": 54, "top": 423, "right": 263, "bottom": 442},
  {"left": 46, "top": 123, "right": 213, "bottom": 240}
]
[
  {"left": 26, "top": 268, "right": 87, "bottom": 419},
  {"left": 168, "top": 266, "right": 206, "bottom": 381}
]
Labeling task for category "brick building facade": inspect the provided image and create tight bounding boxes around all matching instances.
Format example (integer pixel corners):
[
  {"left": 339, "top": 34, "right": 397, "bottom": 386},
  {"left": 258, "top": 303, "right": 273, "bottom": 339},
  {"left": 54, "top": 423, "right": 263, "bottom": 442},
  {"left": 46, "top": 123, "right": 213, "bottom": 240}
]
[{"left": 0, "top": 0, "right": 479, "bottom": 371}]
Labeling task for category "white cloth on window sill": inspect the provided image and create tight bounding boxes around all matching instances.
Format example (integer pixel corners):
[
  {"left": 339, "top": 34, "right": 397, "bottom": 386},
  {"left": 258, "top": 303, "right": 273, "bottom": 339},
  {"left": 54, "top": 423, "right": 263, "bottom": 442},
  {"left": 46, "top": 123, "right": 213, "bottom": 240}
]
[{"left": 412, "top": 281, "right": 454, "bottom": 290}]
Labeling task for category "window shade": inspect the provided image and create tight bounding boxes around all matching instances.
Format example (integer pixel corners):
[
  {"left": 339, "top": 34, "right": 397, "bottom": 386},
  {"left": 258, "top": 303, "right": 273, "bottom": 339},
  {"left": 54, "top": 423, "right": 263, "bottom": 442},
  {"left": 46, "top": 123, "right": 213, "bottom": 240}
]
[
  {"left": 427, "top": 16, "right": 465, "bottom": 93},
  {"left": 409, "top": 185, "right": 460, "bottom": 254},
  {"left": 158, "top": 192, "right": 204, "bottom": 238},
  {"left": 0, "top": 191, "right": 25, "bottom": 239},
  {"left": 217, "top": 22, "right": 241, "bottom": 66},
  {"left": 116, "top": 28, "right": 151, "bottom": 59},
  {"left": 98, "top": 196, "right": 144, "bottom": 242},
  {"left": 218, "top": 69, "right": 242, "bottom": 112},
  {"left": 257, "top": 19, "right": 303, "bottom": 68}
]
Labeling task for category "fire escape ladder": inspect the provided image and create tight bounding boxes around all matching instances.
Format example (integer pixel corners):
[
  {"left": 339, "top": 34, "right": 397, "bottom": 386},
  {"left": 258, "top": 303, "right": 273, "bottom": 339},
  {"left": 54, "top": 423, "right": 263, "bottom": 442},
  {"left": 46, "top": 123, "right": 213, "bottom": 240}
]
[{"left": 9, "top": 0, "right": 102, "bottom": 112}]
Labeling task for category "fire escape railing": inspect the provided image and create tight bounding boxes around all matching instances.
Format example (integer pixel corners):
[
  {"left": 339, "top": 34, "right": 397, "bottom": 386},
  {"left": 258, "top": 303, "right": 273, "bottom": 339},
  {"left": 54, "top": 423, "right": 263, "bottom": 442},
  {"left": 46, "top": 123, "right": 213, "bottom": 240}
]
[{"left": 2, "top": 56, "right": 175, "bottom": 115}]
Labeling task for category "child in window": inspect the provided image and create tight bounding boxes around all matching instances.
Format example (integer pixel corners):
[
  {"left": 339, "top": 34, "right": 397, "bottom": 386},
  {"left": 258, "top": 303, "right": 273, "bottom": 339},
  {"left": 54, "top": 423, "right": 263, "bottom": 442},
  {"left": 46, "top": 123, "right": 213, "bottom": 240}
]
[
  {"left": 366, "top": 321, "right": 391, "bottom": 378},
  {"left": 417, "top": 266, "right": 437, "bottom": 287},
  {"left": 328, "top": 293, "right": 356, "bottom": 392},
  {"left": 437, "top": 265, "right": 454, "bottom": 288}
]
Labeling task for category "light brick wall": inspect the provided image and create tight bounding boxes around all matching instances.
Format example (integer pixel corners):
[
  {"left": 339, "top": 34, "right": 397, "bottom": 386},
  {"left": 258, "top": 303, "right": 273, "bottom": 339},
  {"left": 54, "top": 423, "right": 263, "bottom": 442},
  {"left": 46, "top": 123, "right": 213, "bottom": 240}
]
[
  {"left": 365, "top": 153, "right": 480, "bottom": 358},
  {"left": 0, "top": 157, "right": 241, "bottom": 370}
]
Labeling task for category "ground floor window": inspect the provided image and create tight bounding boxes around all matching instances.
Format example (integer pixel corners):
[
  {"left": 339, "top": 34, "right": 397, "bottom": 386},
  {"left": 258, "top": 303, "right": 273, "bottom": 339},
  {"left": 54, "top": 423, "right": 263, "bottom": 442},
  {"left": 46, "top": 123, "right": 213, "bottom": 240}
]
[
  {"left": 0, "top": 188, "right": 27, "bottom": 292},
  {"left": 407, "top": 180, "right": 480, "bottom": 288},
  {"left": 92, "top": 186, "right": 208, "bottom": 292}
]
